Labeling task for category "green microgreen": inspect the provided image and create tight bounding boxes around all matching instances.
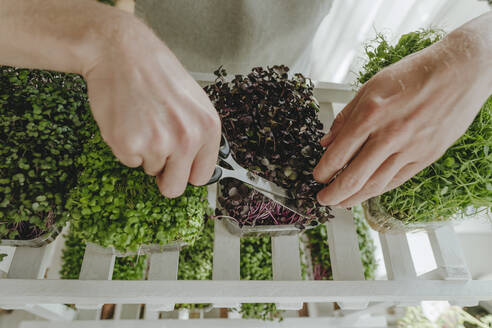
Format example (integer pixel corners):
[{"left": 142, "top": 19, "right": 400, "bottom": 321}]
[{"left": 358, "top": 30, "right": 492, "bottom": 224}]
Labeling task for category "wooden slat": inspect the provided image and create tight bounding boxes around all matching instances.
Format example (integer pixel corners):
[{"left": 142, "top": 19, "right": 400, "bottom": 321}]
[
  {"left": 143, "top": 307, "right": 160, "bottom": 320},
  {"left": 0, "top": 304, "right": 76, "bottom": 321},
  {"left": 1, "top": 279, "right": 491, "bottom": 304},
  {"left": 7, "top": 244, "right": 55, "bottom": 279},
  {"left": 0, "top": 246, "right": 15, "bottom": 275},
  {"left": 20, "top": 316, "right": 388, "bottom": 328},
  {"left": 116, "top": 304, "right": 141, "bottom": 320},
  {"left": 146, "top": 250, "right": 180, "bottom": 313},
  {"left": 379, "top": 233, "right": 416, "bottom": 280},
  {"left": 271, "top": 235, "right": 302, "bottom": 310},
  {"left": 325, "top": 208, "right": 367, "bottom": 310},
  {"left": 77, "top": 309, "right": 101, "bottom": 320},
  {"left": 2, "top": 243, "right": 75, "bottom": 321},
  {"left": 379, "top": 232, "right": 419, "bottom": 307},
  {"left": 79, "top": 243, "right": 116, "bottom": 281},
  {"left": 318, "top": 102, "right": 336, "bottom": 133},
  {"left": 427, "top": 224, "right": 477, "bottom": 306},
  {"left": 77, "top": 243, "right": 116, "bottom": 311},
  {"left": 313, "top": 81, "right": 356, "bottom": 104},
  {"left": 427, "top": 224, "right": 470, "bottom": 280},
  {"left": 212, "top": 219, "right": 240, "bottom": 308}
]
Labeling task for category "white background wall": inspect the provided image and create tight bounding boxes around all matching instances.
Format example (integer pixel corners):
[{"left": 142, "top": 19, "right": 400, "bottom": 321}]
[{"left": 310, "top": 0, "right": 491, "bottom": 83}]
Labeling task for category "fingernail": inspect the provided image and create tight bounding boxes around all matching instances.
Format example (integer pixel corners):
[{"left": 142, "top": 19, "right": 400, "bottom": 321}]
[{"left": 320, "top": 131, "right": 332, "bottom": 147}]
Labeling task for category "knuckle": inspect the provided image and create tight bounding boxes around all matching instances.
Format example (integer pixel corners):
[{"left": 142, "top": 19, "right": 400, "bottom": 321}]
[
  {"left": 203, "top": 110, "right": 222, "bottom": 132},
  {"left": 362, "top": 96, "right": 384, "bottom": 118},
  {"left": 339, "top": 174, "right": 361, "bottom": 191},
  {"left": 149, "top": 129, "right": 169, "bottom": 156},
  {"left": 108, "top": 130, "right": 143, "bottom": 155},
  {"left": 328, "top": 155, "right": 347, "bottom": 172},
  {"left": 364, "top": 179, "right": 382, "bottom": 193},
  {"left": 179, "top": 129, "right": 200, "bottom": 154}
]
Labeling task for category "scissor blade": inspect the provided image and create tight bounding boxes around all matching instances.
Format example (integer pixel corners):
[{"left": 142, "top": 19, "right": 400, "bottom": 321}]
[
  {"left": 220, "top": 167, "right": 290, "bottom": 199},
  {"left": 220, "top": 167, "right": 311, "bottom": 219}
]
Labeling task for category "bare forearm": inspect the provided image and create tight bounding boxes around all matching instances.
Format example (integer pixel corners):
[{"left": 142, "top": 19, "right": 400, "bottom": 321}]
[
  {"left": 445, "top": 11, "right": 492, "bottom": 84},
  {"left": 0, "top": 0, "right": 130, "bottom": 75}
]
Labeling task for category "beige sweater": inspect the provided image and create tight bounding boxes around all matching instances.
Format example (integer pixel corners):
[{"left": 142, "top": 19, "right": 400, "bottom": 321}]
[{"left": 135, "top": 0, "right": 332, "bottom": 75}]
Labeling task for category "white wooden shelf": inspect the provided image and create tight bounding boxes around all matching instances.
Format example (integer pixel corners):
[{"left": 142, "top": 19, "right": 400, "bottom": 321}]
[{"left": 0, "top": 76, "right": 489, "bottom": 327}]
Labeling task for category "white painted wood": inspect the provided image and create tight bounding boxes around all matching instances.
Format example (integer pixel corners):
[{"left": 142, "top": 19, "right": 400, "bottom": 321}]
[
  {"left": 20, "top": 316, "right": 388, "bottom": 328},
  {"left": 146, "top": 250, "right": 180, "bottom": 313},
  {"left": 379, "top": 233, "right": 419, "bottom": 307},
  {"left": 143, "top": 307, "right": 160, "bottom": 320},
  {"left": 379, "top": 233, "right": 416, "bottom": 280},
  {"left": 427, "top": 224, "right": 471, "bottom": 281},
  {"left": 427, "top": 224, "right": 477, "bottom": 306},
  {"left": 3, "top": 280, "right": 490, "bottom": 304},
  {"left": 113, "top": 303, "right": 122, "bottom": 320},
  {"left": 45, "top": 225, "right": 69, "bottom": 280},
  {"left": 7, "top": 243, "right": 55, "bottom": 279},
  {"left": 318, "top": 102, "right": 336, "bottom": 132},
  {"left": 0, "top": 246, "right": 15, "bottom": 274},
  {"left": 272, "top": 234, "right": 303, "bottom": 310},
  {"left": 339, "top": 302, "right": 391, "bottom": 320},
  {"left": 212, "top": 219, "right": 240, "bottom": 308},
  {"left": 79, "top": 243, "right": 116, "bottom": 281},
  {"left": 207, "top": 184, "right": 217, "bottom": 209},
  {"left": 418, "top": 268, "right": 442, "bottom": 280},
  {"left": 77, "top": 309, "right": 100, "bottom": 320},
  {"left": 325, "top": 208, "right": 367, "bottom": 310},
  {"left": 0, "top": 304, "right": 76, "bottom": 321},
  {"left": 299, "top": 234, "right": 314, "bottom": 281},
  {"left": 3, "top": 242, "right": 75, "bottom": 321},
  {"left": 178, "top": 308, "right": 190, "bottom": 320},
  {"left": 77, "top": 243, "right": 116, "bottom": 310},
  {"left": 116, "top": 304, "right": 141, "bottom": 320}
]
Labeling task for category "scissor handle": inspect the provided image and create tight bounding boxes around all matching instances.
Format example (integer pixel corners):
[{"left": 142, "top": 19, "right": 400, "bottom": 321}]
[
  {"left": 219, "top": 133, "right": 230, "bottom": 159},
  {"left": 206, "top": 166, "right": 223, "bottom": 185},
  {"left": 206, "top": 134, "right": 230, "bottom": 185}
]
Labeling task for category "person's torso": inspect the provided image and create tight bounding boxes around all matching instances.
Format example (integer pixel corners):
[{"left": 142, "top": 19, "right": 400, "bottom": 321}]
[{"left": 135, "top": 0, "right": 332, "bottom": 75}]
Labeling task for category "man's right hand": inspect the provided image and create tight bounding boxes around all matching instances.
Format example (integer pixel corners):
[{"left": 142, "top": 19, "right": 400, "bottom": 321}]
[
  {"left": 0, "top": 0, "right": 221, "bottom": 198},
  {"left": 84, "top": 15, "right": 221, "bottom": 198}
]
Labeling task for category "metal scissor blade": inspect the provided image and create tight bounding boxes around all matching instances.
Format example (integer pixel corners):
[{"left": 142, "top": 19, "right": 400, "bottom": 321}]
[
  {"left": 219, "top": 167, "right": 310, "bottom": 219},
  {"left": 219, "top": 167, "right": 290, "bottom": 199}
]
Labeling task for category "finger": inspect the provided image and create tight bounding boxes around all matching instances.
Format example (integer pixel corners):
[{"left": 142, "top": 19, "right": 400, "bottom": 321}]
[
  {"left": 188, "top": 135, "right": 220, "bottom": 186},
  {"left": 156, "top": 153, "right": 193, "bottom": 198},
  {"left": 336, "top": 154, "right": 407, "bottom": 207},
  {"left": 382, "top": 162, "right": 423, "bottom": 193},
  {"left": 316, "top": 137, "right": 394, "bottom": 206},
  {"left": 320, "top": 92, "right": 362, "bottom": 147},
  {"left": 313, "top": 122, "right": 370, "bottom": 184},
  {"left": 142, "top": 154, "right": 168, "bottom": 176},
  {"left": 110, "top": 148, "right": 143, "bottom": 168}
]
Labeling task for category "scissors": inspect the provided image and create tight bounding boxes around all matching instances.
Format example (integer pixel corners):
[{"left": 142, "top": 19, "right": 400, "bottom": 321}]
[{"left": 206, "top": 134, "right": 308, "bottom": 218}]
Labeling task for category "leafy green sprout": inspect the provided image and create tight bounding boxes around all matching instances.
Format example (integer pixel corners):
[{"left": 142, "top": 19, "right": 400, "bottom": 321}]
[
  {"left": 358, "top": 30, "right": 492, "bottom": 224},
  {"left": 66, "top": 132, "right": 211, "bottom": 253},
  {"left": 0, "top": 67, "right": 92, "bottom": 240}
]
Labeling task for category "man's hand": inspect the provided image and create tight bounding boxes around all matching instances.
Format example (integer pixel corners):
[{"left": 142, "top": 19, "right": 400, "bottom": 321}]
[
  {"left": 0, "top": 0, "right": 221, "bottom": 198},
  {"left": 85, "top": 17, "right": 221, "bottom": 198},
  {"left": 314, "top": 12, "right": 492, "bottom": 208}
]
